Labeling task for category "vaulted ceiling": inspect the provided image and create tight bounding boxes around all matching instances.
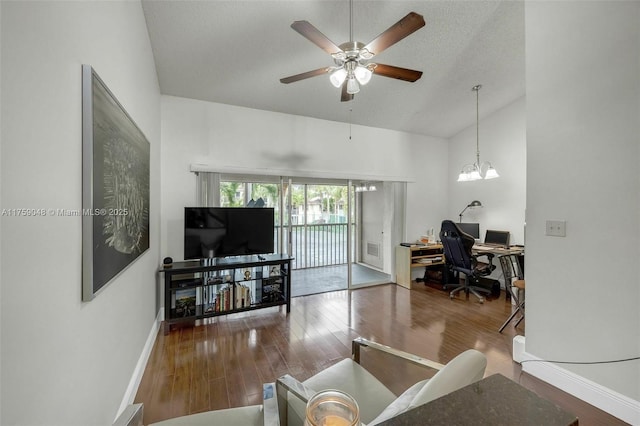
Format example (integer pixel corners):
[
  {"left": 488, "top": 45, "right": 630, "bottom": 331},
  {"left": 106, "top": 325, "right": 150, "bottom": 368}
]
[{"left": 141, "top": 1, "right": 525, "bottom": 139}]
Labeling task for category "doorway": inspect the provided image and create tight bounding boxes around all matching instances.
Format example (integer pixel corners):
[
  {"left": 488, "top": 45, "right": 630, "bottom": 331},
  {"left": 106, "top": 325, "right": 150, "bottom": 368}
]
[{"left": 359, "top": 185, "right": 384, "bottom": 270}]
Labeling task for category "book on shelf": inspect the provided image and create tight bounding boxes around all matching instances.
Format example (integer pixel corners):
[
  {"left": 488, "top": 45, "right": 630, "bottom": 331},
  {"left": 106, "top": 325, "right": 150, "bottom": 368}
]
[
  {"left": 211, "top": 285, "right": 231, "bottom": 313},
  {"left": 235, "top": 283, "right": 252, "bottom": 308}
]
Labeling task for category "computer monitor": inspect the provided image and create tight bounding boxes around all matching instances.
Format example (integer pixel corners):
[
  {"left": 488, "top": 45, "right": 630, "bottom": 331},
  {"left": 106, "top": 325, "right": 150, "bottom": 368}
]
[
  {"left": 457, "top": 223, "right": 480, "bottom": 239},
  {"left": 484, "top": 230, "right": 510, "bottom": 247}
]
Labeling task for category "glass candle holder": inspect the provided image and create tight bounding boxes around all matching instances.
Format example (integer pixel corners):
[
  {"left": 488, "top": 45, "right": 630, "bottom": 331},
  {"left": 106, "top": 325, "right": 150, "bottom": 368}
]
[{"left": 304, "top": 389, "right": 360, "bottom": 426}]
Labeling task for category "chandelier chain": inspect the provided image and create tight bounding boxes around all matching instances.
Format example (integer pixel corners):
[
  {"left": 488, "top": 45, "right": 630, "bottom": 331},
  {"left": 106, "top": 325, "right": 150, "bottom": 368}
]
[{"left": 474, "top": 84, "right": 481, "bottom": 166}]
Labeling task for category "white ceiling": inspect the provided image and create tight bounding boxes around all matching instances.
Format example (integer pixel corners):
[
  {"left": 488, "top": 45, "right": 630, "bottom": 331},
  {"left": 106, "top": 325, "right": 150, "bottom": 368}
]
[{"left": 141, "top": 0, "right": 525, "bottom": 139}]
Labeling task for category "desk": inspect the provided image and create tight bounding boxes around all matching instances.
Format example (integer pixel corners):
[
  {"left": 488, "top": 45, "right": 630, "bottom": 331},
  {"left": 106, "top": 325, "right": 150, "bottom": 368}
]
[
  {"left": 378, "top": 373, "right": 578, "bottom": 426},
  {"left": 395, "top": 244, "right": 444, "bottom": 289},
  {"left": 473, "top": 244, "right": 525, "bottom": 256},
  {"left": 471, "top": 245, "right": 524, "bottom": 297}
]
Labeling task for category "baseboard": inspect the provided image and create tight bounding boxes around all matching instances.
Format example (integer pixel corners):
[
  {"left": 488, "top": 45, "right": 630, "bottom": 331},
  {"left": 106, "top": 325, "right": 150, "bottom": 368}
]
[
  {"left": 521, "top": 351, "right": 640, "bottom": 425},
  {"left": 115, "top": 309, "right": 162, "bottom": 422}
]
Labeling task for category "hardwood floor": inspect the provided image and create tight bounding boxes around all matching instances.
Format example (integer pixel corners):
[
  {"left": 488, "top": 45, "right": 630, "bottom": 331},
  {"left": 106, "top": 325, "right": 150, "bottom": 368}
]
[{"left": 134, "top": 282, "right": 627, "bottom": 425}]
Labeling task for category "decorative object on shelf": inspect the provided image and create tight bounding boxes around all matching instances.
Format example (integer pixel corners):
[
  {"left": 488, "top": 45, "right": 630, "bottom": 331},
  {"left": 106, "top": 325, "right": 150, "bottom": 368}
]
[
  {"left": 81, "top": 64, "right": 150, "bottom": 302},
  {"left": 174, "top": 288, "right": 196, "bottom": 317},
  {"left": 163, "top": 257, "right": 173, "bottom": 268},
  {"left": 280, "top": 0, "right": 424, "bottom": 102},
  {"left": 304, "top": 389, "right": 360, "bottom": 426},
  {"left": 270, "top": 266, "right": 279, "bottom": 276},
  {"left": 457, "top": 85, "right": 499, "bottom": 182},
  {"left": 262, "top": 277, "right": 284, "bottom": 303},
  {"left": 458, "top": 200, "right": 483, "bottom": 222}
]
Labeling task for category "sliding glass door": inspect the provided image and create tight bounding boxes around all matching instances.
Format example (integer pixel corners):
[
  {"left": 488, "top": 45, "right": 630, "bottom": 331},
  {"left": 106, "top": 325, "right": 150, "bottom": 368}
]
[
  {"left": 197, "top": 172, "right": 398, "bottom": 294},
  {"left": 288, "top": 183, "right": 351, "bottom": 269}
]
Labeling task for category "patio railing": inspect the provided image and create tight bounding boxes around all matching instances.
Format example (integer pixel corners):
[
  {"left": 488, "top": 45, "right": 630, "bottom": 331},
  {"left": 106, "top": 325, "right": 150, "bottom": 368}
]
[{"left": 277, "top": 223, "right": 353, "bottom": 269}]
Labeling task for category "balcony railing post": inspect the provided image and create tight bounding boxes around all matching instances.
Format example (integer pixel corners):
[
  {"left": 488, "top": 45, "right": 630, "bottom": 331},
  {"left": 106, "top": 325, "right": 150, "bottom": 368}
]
[{"left": 287, "top": 223, "right": 349, "bottom": 270}]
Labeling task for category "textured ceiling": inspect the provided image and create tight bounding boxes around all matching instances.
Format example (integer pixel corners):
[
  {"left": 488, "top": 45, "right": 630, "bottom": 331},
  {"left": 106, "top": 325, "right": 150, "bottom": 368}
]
[{"left": 141, "top": 1, "right": 525, "bottom": 139}]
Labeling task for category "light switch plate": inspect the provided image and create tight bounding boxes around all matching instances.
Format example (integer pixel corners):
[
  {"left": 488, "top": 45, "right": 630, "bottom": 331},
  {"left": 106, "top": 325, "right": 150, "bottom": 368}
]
[{"left": 546, "top": 220, "right": 566, "bottom": 237}]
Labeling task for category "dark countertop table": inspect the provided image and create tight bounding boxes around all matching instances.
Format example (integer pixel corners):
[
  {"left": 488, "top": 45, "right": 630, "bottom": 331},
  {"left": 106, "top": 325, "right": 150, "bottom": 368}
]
[{"left": 380, "top": 373, "right": 578, "bottom": 426}]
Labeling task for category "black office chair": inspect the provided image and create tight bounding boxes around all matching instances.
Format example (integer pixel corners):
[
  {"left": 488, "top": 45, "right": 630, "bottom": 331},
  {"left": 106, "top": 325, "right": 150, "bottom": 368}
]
[{"left": 440, "top": 220, "right": 496, "bottom": 303}]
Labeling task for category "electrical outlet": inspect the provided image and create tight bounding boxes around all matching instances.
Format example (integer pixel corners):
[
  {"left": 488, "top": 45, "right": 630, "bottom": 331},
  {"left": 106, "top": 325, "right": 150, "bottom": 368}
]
[{"left": 545, "top": 220, "right": 566, "bottom": 237}]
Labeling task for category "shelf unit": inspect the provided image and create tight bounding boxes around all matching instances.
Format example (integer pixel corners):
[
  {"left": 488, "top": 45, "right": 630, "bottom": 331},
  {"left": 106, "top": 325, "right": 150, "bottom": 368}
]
[
  {"left": 161, "top": 254, "right": 293, "bottom": 334},
  {"left": 395, "top": 244, "right": 445, "bottom": 289}
]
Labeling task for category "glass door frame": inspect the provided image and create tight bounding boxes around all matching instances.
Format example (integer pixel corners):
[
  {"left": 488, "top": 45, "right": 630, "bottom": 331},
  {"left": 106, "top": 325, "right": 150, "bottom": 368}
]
[
  {"left": 281, "top": 177, "right": 356, "bottom": 289},
  {"left": 199, "top": 171, "right": 385, "bottom": 291}
]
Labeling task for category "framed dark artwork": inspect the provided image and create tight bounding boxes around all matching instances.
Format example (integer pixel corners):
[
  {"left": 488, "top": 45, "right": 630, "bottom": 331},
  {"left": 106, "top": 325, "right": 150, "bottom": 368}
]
[{"left": 82, "top": 65, "right": 150, "bottom": 301}]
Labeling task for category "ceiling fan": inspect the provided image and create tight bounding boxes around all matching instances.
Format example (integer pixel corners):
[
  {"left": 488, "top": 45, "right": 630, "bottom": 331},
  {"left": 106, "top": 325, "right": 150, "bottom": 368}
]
[{"left": 280, "top": 1, "right": 425, "bottom": 102}]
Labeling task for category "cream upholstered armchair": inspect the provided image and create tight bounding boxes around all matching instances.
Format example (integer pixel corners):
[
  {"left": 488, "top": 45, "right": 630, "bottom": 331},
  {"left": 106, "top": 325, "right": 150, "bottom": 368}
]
[
  {"left": 276, "top": 337, "right": 487, "bottom": 426},
  {"left": 147, "top": 338, "right": 486, "bottom": 426},
  {"left": 148, "top": 382, "right": 279, "bottom": 426}
]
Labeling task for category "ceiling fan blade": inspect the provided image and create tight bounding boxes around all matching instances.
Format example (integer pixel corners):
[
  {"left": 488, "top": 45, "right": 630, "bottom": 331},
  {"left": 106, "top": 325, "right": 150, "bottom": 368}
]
[
  {"left": 280, "top": 67, "right": 330, "bottom": 84},
  {"left": 341, "top": 82, "right": 354, "bottom": 102},
  {"left": 363, "top": 12, "right": 425, "bottom": 56},
  {"left": 291, "top": 21, "right": 343, "bottom": 55},
  {"left": 373, "top": 64, "right": 423, "bottom": 82}
]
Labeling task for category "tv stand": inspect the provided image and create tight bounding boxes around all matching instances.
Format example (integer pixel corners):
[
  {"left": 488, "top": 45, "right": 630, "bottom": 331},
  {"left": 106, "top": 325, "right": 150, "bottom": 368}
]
[{"left": 160, "top": 254, "right": 293, "bottom": 334}]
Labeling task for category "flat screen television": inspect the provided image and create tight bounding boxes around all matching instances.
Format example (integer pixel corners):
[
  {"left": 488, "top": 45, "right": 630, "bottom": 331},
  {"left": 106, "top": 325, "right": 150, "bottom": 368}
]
[{"left": 184, "top": 207, "right": 275, "bottom": 259}]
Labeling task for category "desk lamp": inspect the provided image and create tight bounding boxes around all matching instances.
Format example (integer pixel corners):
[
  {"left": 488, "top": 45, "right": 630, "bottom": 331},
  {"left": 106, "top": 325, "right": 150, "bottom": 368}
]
[{"left": 459, "top": 200, "right": 482, "bottom": 222}]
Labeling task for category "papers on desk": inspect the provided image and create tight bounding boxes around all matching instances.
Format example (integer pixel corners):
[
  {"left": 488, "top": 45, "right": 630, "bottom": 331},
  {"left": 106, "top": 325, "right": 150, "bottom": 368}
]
[
  {"left": 416, "top": 257, "right": 442, "bottom": 264},
  {"left": 474, "top": 244, "right": 499, "bottom": 251},
  {"left": 473, "top": 244, "right": 524, "bottom": 254}
]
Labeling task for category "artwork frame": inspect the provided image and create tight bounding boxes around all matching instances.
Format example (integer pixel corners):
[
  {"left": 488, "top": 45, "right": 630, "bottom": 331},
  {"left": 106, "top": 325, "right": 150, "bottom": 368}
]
[{"left": 82, "top": 65, "right": 150, "bottom": 301}]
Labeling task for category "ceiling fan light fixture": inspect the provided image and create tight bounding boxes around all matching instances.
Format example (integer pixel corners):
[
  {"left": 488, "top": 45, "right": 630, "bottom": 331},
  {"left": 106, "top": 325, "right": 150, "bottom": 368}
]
[
  {"left": 354, "top": 65, "right": 372, "bottom": 85},
  {"left": 280, "top": 5, "right": 425, "bottom": 101},
  {"left": 359, "top": 48, "right": 374, "bottom": 60},
  {"left": 332, "top": 51, "right": 347, "bottom": 61},
  {"left": 346, "top": 76, "right": 360, "bottom": 94},
  {"left": 329, "top": 68, "right": 347, "bottom": 88}
]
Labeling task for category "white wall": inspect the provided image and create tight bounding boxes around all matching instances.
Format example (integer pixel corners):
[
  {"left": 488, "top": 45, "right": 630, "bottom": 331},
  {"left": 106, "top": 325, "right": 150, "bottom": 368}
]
[
  {"left": 0, "top": 2, "right": 161, "bottom": 425},
  {"left": 0, "top": 1, "right": 3, "bottom": 421},
  {"left": 405, "top": 138, "right": 449, "bottom": 242},
  {"left": 525, "top": 0, "right": 640, "bottom": 417},
  {"left": 160, "top": 95, "right": 448, "bottom": 261},
  {"left": 447, "top": 97, "right": 527, "bottom": 245}
]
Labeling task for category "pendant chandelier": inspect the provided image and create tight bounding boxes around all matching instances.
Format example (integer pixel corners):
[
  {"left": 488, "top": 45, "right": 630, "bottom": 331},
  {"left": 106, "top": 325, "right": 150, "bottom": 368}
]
[{"left": 457, "top": 85, "right": 499, "bottom": 182}]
